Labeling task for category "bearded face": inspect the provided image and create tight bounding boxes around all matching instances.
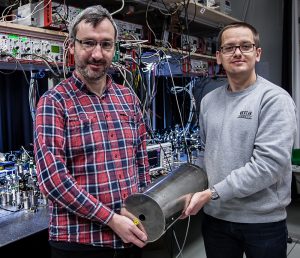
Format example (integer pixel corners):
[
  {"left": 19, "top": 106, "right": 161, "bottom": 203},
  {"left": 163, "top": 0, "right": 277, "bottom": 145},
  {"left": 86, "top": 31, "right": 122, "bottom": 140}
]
[{"left": 70, "top": 19, "right": 116, "bottom": 84}]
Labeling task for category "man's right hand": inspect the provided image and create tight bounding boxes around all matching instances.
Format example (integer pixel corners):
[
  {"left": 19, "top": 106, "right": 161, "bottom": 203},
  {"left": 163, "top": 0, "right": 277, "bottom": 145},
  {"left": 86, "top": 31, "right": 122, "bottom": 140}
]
[
  {"left": 107, "top": 213, "right": 148, "bottom": 248},
  {"left": 180, "top": 189, "right": 211, "bottom": 219}
]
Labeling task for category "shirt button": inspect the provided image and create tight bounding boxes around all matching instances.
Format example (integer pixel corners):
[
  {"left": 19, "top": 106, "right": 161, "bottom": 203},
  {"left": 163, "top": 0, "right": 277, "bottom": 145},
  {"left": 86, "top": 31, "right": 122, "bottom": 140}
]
[
  {"left": 115, "top": 154, "right": 118, "bottom": 158},
  {"left": 110, "top": 134, "right": 114, "bottom": 138}
]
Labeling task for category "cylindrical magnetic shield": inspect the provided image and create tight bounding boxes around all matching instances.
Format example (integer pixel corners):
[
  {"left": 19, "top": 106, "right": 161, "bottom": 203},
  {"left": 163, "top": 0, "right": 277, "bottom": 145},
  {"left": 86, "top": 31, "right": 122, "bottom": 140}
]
[{"left": 124, "top": 163, "right": 208, "bottom": 242}]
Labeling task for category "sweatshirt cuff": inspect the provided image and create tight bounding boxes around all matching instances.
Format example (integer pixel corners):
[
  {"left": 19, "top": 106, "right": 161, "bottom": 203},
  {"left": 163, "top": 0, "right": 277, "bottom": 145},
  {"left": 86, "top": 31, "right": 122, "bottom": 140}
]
[{"left": 214, "top": 179, "right": 234, "bottom": 201}]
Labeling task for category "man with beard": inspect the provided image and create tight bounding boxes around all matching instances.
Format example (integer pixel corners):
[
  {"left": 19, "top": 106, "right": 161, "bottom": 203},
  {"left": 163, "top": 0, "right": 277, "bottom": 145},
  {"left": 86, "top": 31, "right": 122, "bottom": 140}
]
[{"left": 34, "top": 5, "right": 150, "bottom": 258}]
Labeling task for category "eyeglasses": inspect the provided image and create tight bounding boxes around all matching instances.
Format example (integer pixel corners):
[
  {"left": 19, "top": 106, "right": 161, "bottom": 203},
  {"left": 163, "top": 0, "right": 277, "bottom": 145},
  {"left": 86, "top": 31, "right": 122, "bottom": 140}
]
[
  {"left": 74, "top": 38, "right": 115, "bottom": 51},
  {"left": 220, "top": 43, "right": 256, "bottom": 56}
]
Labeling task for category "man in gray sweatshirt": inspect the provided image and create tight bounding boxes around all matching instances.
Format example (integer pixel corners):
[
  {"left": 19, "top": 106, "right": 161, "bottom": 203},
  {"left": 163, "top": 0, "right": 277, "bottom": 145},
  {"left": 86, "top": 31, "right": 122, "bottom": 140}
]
[{"left": 181, "top": 22, "right": 297, "bottom": 258}]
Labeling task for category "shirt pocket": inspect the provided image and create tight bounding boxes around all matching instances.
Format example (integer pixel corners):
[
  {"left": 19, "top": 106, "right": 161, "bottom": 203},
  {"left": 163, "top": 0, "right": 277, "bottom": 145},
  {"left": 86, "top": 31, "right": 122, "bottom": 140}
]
[
  {"left": 118, "top": 113, "right": 138, "bottom": 146},
  {"left": 66, "top": 115, "right": 103, "bottom": 156}
]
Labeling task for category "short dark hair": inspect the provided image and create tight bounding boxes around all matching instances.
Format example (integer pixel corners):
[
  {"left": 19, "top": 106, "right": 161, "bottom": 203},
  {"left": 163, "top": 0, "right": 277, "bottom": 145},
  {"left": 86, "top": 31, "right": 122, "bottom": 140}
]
[
  {"left": 217, "top": 22, "right": 260, "bottom": 49},
  {"left": 68, "top": 5, "right": 118, "bottom": 41}
]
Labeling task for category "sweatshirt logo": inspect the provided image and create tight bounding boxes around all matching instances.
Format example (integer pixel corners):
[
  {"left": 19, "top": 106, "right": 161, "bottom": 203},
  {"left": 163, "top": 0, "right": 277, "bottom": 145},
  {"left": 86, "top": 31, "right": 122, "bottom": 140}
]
[{"left": 238, "top": 111, "right": 252, "bottom": 119}]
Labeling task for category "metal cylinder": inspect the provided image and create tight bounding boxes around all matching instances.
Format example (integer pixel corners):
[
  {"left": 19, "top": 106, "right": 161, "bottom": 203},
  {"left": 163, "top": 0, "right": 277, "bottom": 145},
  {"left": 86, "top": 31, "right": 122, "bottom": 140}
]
[{"left": 124, "top": 163, "right": 208, "bottom": 242}]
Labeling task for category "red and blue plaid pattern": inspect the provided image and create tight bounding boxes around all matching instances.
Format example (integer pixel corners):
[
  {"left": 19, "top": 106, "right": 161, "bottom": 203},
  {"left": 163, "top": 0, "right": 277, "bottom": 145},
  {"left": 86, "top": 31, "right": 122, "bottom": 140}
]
[{"left": 34, "top": 72, "right": 150, "bottom": 248}]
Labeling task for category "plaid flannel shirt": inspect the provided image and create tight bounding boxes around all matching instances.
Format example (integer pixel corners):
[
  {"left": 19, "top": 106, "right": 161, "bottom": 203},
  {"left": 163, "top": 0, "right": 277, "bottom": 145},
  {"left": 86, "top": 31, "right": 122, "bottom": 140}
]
[{"left": 34, "top": 72, "right": 150, "bottom": 249}]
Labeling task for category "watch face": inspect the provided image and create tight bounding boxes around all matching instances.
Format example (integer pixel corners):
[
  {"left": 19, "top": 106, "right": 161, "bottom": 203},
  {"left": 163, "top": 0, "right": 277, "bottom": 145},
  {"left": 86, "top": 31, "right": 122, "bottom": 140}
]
[
  {"left": 210, "top": 187, "right": 219, "bottom": 200},
  {"left": 212, "top": 193, "right": 218, "bottom": 200}
]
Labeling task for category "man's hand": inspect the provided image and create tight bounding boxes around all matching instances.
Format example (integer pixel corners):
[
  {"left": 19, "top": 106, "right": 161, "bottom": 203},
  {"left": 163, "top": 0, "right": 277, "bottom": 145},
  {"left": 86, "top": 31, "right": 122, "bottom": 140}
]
[
  {"left": 120, "top": 207, "right": 148, "bottom": 235},
  {"left": 180, "top": 189, "right": 211, "bottom": 219},
  {"left": 107, "top": 209, "right": 148, "bottom": 248}
]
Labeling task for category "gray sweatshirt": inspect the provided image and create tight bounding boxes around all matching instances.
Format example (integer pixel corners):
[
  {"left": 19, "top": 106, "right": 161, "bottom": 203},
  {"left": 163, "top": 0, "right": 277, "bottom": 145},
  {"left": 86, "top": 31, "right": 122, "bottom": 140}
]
[{"left": 197, "top": 75, "right": 297, "bottom": 223}]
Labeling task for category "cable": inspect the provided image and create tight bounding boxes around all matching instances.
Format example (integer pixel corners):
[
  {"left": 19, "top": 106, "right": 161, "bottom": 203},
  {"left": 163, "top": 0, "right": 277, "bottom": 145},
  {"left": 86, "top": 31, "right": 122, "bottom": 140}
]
[
  {"left": 29, "top": 71, "right": 37, "bottom": 121},
  {"left": 0, "top": 204, "right": 23, "bottom": 212},
  {"left": 21, "top": 53, "right": 61, "bottom": 77},
  {"left": 173, "top": 215, "right": 191, "bottom": 258},
  {"left": 160, "top": 49, "right": 191, "bottom": 163},
  {"left": 146, "top": 0, "right": 157, "bottom": 44},
  {"left": 111, "top": 63, "right": 145, "bottom": 107},
  {"left": 287, "top": 238, "right": 299, "bottom": 256},
  {"left": 111, "top": 0, "right": 125, "bottom": 16},
  {"left": 21, "top": 146, "right": 31, "bottom": 159},
  {"left": 52, "top": 9, "right": 69, "bottom": 31},
  {"left": 0, "top": 0, "right": 20, "bottom": 22},
  {"left": 62, "top": 37, "right": 71, "bottom": 80},
  {"left": 242, "top": 0, "right": 251, "bottom": 21},
  {"left": 0, "top": 52, "right": 18, "bottom": 75},
  {"left": 0, "top": 53, "right": 30, "bottom": 85},
  {"left": 159, "top": 0, "right": 183, "bottom": 16}
]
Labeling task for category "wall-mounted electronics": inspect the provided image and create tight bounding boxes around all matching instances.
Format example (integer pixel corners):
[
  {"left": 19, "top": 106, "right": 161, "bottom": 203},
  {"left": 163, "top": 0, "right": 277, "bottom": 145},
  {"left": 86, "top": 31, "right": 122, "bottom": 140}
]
[
  {"left": 0, "top": 21, "right": 70, "bottom": 69},
  {"left": 147, "top": 142, "right": 173, "bottom": 175},
  {"left": 181, "top": 34, "right": 200, "bottom": 52},
  {"left": 0, "top": 32, "right": 64, "bottom": 64},
  {"left": 13, "top": 0, "right": 82, "bottom": 30},
  {"left": 200, "top": 0, "right": 232, "bottom": 15},
  {"left": 114, "top": 19, "right": 144, "bottom": 40}
]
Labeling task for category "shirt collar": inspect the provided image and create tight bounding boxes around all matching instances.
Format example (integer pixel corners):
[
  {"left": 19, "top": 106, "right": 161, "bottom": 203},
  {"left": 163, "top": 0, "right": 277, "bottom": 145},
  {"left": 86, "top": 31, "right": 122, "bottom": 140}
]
[{"left": 71, "top": 71, "right": 114, "bottom": 96}]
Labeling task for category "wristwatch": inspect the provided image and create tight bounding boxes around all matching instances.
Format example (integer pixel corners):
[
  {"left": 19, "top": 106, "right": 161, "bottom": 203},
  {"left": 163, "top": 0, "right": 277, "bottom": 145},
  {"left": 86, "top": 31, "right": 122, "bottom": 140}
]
[{"left": 210, "top": 186, "right": 220, "bottom": 200}]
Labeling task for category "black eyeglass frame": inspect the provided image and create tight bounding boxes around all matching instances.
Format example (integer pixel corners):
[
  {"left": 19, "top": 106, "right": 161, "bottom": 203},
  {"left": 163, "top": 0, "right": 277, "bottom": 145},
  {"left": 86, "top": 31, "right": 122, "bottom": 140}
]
[
  {"left": 219, "top": 43, "right": 256, "bottom": 55},
  {"left": 74, "top": 38, "right": 115, "bottom": 51}
]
